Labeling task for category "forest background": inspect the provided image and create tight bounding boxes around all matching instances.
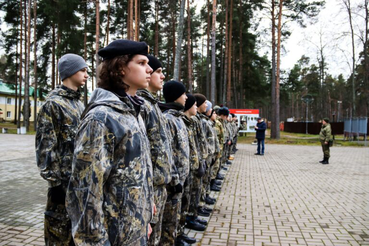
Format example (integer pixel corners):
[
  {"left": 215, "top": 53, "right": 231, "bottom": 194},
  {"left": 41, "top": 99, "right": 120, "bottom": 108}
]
[{"left": 0, "top": 0, "right": 367, "bottom": 139}]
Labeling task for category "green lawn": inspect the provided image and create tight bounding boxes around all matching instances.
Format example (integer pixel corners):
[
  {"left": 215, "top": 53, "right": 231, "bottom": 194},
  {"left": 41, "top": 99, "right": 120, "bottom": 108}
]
[{"left": 0, "top": 122, "right": 36, "bottom": 135}]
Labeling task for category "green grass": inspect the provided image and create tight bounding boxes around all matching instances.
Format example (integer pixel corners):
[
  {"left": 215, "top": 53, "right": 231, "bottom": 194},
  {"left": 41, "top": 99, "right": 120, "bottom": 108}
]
[{"left": 0, "top": 122, "right": 36, "bottom": 135}]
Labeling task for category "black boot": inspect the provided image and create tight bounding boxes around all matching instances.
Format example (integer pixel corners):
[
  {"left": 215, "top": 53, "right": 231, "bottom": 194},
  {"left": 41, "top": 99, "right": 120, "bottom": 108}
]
[
  {"left": 195, "top": 216, "right": 208, "bottom": 225},
  {"left": 319, "top": 157, "right": 325, "bottom": 163},
  {"left": 185, "top": 217, "right": 206, "bottom": 231},
  {"left": 197, "top": 207, "right": 210, "bottom": 217},
  {"left": 205, "top": 196, "right": 215, "bottom": 205},
  {"left": 321, "top": 157, "right": 329, "bottom": 164},
  {"left": 176, "top": 235, "right": 193, "bottom": 245}
]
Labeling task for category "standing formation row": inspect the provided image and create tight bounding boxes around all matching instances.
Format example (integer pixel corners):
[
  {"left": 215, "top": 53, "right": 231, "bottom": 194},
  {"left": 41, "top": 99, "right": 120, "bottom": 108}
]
[{"left": 35, "top": 39, "right": 239, "bottom": 246}]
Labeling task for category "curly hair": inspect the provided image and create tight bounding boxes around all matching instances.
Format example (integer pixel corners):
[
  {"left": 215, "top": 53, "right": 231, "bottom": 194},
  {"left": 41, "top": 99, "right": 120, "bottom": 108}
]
[{"left": 97, "top": 55, "right": 134, "bottom": 91}]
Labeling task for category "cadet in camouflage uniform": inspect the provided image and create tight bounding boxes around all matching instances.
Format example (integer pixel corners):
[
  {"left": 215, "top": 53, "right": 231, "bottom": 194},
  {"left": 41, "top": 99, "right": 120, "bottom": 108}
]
[
  {"left": 319, "top": 118, "right": 332, "bottom": 165},
  {"left": 230, "top": 113, "right": 239, "bottom": 154},
  {"left": 159, "top": 80, "right": 190, "bottom": 246},
  {"left": 210, "top": 109, "right": 224, "bottom": 183},
  {"left": 218, "top": 107, "right": 232, "bottom": 167},
  {"left": 137, "top": 55, "right": 174, "bottom": 246},
  {"left": 36, "top": 54, "right": 88, "bottom": 246},
  {"left": 66, "top": 40, "right": 154, "bottom": 245}
]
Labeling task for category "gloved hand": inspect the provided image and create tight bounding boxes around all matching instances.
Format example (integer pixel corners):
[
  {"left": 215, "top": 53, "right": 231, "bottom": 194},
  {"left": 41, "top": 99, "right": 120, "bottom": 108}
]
[
  {"left": 169, "top": 183, "right": 183, "bottom": 194},
  {"left": 49, "top": 185, "right": 66, "bottom": 205},
  {"left": 196, "top": 161, "right": 206, "bottom": 177}
]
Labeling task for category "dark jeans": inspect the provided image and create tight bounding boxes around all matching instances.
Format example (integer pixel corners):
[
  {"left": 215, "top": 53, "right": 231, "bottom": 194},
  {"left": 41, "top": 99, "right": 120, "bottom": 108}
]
[{"left": 257, "top": 138, "right": 265, "bottom": 154}]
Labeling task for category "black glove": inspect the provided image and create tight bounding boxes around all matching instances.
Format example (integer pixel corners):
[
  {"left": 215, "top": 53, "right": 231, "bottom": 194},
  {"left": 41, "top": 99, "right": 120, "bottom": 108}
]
[
  {"left": 196, "top": 161, "right": 206, "bottom": 177},
  {"left": 49, "top": 185, "right": 66, "bottom": 205},
  {"left": 169, "top": 183, "right": 183, "bottom": 194}
]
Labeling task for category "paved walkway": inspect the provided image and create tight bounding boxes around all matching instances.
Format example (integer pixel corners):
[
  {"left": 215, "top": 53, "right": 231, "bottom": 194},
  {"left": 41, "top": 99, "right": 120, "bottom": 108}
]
[{"left": 0, "top": 134, "right": 368, "bottom": 245}]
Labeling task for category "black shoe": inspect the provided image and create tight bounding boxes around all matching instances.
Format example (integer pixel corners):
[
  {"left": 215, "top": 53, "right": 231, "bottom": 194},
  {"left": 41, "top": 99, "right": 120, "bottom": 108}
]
[
  {"left": 203, "top": 206, "right": 213, "bottom": 213},
  {"left": 185, "top": 219, "right": 206, "bottom": 231},
  {"left": 322, "top": 157, "right": 329, "bottom": 164},
  {"left": 212, "top": 180, "right": 222, "bottom": 185},
  {"left": 254, "top": 153, "right": 260, "bottom": 155},
  {"left": 210, "top": 184, "right": 221, "bottom": 191},
  {"left": 222, "top": 167, "right": 228, "bottom": 170},
  {"left": 319, "top": 158, "right": 325, "bottom": 163},
  {"left": 176, "top": 236, "right": 191, "bottom": 246},
  {"left": 260, "top": 153, "right": 264, "bottom": 156},
  {"left": 226, "top": 160, "right": 232, "bottom": 164},
  {"left": 205, "top": 196, "right": 215, "bottom": 205},
  {"left": 197, "top": 207, "right": 210, "bottom": 217},
  {"left": 216, "top": 174, "right": 224, "bottom": 180},
  {"left": 195, "top": 217, "right": 208, "bottom": 225}
]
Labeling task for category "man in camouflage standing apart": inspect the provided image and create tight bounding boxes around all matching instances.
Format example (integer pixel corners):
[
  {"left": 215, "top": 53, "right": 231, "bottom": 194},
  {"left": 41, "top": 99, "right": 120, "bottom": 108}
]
[
  {"left": 319, "top": 118, "right": 332, "bottom": 165},
  {"left": 137, "top": 55, "right": 174, "bottom": 245},
  {"left": 36, "top": 54, "right": 88, "bottom": 245}
]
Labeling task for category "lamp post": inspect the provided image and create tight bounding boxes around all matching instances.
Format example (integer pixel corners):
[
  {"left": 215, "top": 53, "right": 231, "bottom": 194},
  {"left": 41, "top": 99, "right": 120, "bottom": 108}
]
[
  {"left": 337, "top": 100, "right": 342, "bottom": 122},
  {"left": 302, "top": 95, "right": 314, "bottom": 134}
]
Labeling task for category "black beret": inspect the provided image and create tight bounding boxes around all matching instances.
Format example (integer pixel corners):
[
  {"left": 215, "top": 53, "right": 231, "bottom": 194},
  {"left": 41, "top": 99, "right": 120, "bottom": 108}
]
[
  {"left": 148, "top": 55, "right": 162, "bottom": 73},
  {"left": 218, "top": 107, "right": 229, "bottom": 116},
  {"left": 163, "top": 80, "right": 187, "bottom": 103},
  {"left": 98, "top": 39, "right": 149, "bottom": 59},
  {"left": 184, "top": 94, "right": 196, "bottom": 112},
  {"left": 193, "top": 93, "right": 207, "bottom": 107}
]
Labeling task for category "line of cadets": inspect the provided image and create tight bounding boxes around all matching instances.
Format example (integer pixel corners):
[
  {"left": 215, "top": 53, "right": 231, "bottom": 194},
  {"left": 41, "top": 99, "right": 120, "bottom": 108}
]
[{"left": 35, "top": 39, "right": 239, "bottom": 246}]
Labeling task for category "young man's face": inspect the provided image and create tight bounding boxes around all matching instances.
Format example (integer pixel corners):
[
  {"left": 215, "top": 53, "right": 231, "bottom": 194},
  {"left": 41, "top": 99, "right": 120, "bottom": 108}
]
[
  {"left": 175, "top": 93, "right": 187, "bottom": 107},
  {"left": 149, "top": 68, "right": 165, "bottom": 92},
  {"left": 188, "top": 102, "right": 197, "bottom": 116},
  {"left": 123, "top": 54, "right": 153, "bottom": 90},
  {"left": 69, "top": 68, "right": 89, "bottom": 88},
  {"left": 197, "top": 101, "right": 208, "bottom": 113},
  {"left": 211, "top": 112, "right": 217, "bottom": 121}
]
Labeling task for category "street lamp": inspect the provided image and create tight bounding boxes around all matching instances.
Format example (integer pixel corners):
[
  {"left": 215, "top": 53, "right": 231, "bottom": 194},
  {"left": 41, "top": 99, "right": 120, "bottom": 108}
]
[
  {"left": 337, "top": 100, "right": 342, "bottom": 122},
  {"left": 302, "top": 95, "right": 314, "bottom": 134}
]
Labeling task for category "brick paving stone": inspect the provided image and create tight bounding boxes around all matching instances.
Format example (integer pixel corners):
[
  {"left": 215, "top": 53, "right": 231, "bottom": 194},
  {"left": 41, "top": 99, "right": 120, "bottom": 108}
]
[{"left": 1, "top": 135, "right": 369, "bottom": 245}]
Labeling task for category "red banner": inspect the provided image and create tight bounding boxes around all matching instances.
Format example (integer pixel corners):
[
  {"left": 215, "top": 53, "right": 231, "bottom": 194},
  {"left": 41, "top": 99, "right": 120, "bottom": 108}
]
[{"left": 229, "top": 109, "right": 259, "bottom": 115}]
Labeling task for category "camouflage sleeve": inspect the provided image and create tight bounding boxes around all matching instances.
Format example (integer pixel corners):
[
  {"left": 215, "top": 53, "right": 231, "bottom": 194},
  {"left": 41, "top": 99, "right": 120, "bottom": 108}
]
[
  {"left": 194, "top": 118, "right": 208, "bottom": 160},
  {"left": 35, "top": 101, "right": 62, "bottom": 187},
  {"left": 165, "top": 119, "right": 180, "bottom": 186},
  {"left": 67, "top": 119, "right": 114, "bottom": 246},
  {"left": 325, "top": 125, "right": 332, "bottom": 142}
]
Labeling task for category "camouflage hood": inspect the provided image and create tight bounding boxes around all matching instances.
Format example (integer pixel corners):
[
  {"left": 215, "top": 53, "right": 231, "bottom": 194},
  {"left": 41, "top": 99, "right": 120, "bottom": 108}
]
[
  {"left": 82, "top": 88, "right": 134, "bottom": 119},
  {"left": 47, "top": 85, "right": 82, "bottom": 100}
]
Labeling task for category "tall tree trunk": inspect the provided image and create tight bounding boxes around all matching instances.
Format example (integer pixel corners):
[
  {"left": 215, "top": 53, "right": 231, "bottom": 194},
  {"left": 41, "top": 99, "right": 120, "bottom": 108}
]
[
  {"left": 17, "top": 0, "right": 23, "bottom": 129},
  {"left": 51, "top": 23, "right": 55, "bottom": 90},
  {"left": 24, "top": 0, "right": 31, "bottom": 131},
  {"left": 219, "top": 12, "right": 224, "bottom": 103},
  {"left": 154, "top": 0, "right": 159, "bottom": 56},
  {"left": 343, "top": 0, "right": 356, "bottom": 116},
  {"left": 134, "top": 0, "right": 138, "bottom": 40},
  {"left": 271, "top": 0, "right": 277, "bottom": 138},
  {"left": 173, "top": 0, "right": 186, "bottom": 81},
  {"left": 238, "top": 0, "right": 243, "bottom": 107},
  {"left": 95, "top": 0, "right": 100, "bottom": 90},
  {"left": 33, "top": 0, "right": 37, "bottom": 131},
  {"left": 205, "top": 0, "right": 210, "bottom": 98},
  {"left": 14, "top": 28, "right": 19, "bottom": 125},
  {"left": 127, "top": 0, "right": 133, "bottom": 40},
  {"left": 274, "top": 0, "right": 283, "bottom": 139},
  {"left": 222, "top": 0, "right": 228, "bottom": 105},
  {"left": 210, "top": 0, "right": 217, "bottom": 103},
  {"left": 226, "top": 0, "right": 233, "bottom": 106},
  {"left": 106, "top": 0, "right": 111, "bottom": 46},
  {"left": 83, "top": 1, "right": 88, "bottom": 106},
  {"left": 364, "top": 0, "right": 368, "bottom": 116},
  {"left": 186, "top": 0, "right": 193, "bottom": 92}
]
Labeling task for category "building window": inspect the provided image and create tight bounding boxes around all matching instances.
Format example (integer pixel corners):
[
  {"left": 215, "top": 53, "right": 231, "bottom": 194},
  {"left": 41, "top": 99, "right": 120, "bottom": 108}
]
[
  {"left": 7, "top": 98, "right": 11, "bottom": 104},
  {"left": 7, "top": 111, "right": 11, "bottom": 118}
]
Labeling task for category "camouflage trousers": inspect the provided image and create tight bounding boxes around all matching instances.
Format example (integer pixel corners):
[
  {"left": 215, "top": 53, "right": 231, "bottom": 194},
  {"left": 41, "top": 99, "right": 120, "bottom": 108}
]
[
  {"left": 321, "top": 140, "right": 330, "bottom": 158},
  {"left": 160, "top": 191, "right": 182, "bottom": 246},
  {"left": 44, "top": 187, "right": 74, "bottom": 246},
  {"left": 201, "top": 156, "right": 213, "bottom": 203},
  {"left": 211, "top": 157, "right": 221, "bottom": 180},
  {"left": 221, "top": 144, "right": 229, "bottom": 165},
  {"left": 178, "top": 175, "right": 192, "bottom": 236},
  {"left": 189, "top": 172, "right": 202, "bottom": 216},
  {"left": 231, "top": 136, "right": 238, "bottom": 153},
  {"left": 148, "top": 185, "right": 167, "bottom": 246}
]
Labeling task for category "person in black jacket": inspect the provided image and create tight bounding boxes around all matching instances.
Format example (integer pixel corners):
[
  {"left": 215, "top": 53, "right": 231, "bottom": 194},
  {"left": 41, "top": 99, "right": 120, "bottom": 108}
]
[{"left": 255, "top": 117, "right": 267, "bottom": 155}]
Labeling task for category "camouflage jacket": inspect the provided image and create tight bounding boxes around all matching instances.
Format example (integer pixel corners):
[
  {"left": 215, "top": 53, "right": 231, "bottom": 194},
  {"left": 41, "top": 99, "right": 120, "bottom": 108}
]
[
  {"left": 197, "top": 113, "right": 216, "bottom": 156},
  {"left": 210, "top": 120, "right": 221, "bottom": 156},
  {"left": 182, "top": 115, "right": 200, "bottom": 171},
  {"left": 214, "top": 119, "right": 225, "bottom": 150},
  {"left": 162, "top": 106, "right": 190, "bottom": 188},
  {"left": 319, "top": 123, "right": 332, "bottom": 142},
  {"left": 66, "top": 88, "right": 154, "bottom": 246},
  {"left": 218, "top": 118, "right": 230, "bottom": 142},
  {"left": 35, "top": 85, "right": 84, "bottom": 188},
  {"left": 137, "top": 89, "right": 173, "bottom": 186},
  {"left": 192, "top": 114, "right": 209, "bottom": 161},
  {"left": 231, "top": 122, "right": 238, "bottom": 138}
]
